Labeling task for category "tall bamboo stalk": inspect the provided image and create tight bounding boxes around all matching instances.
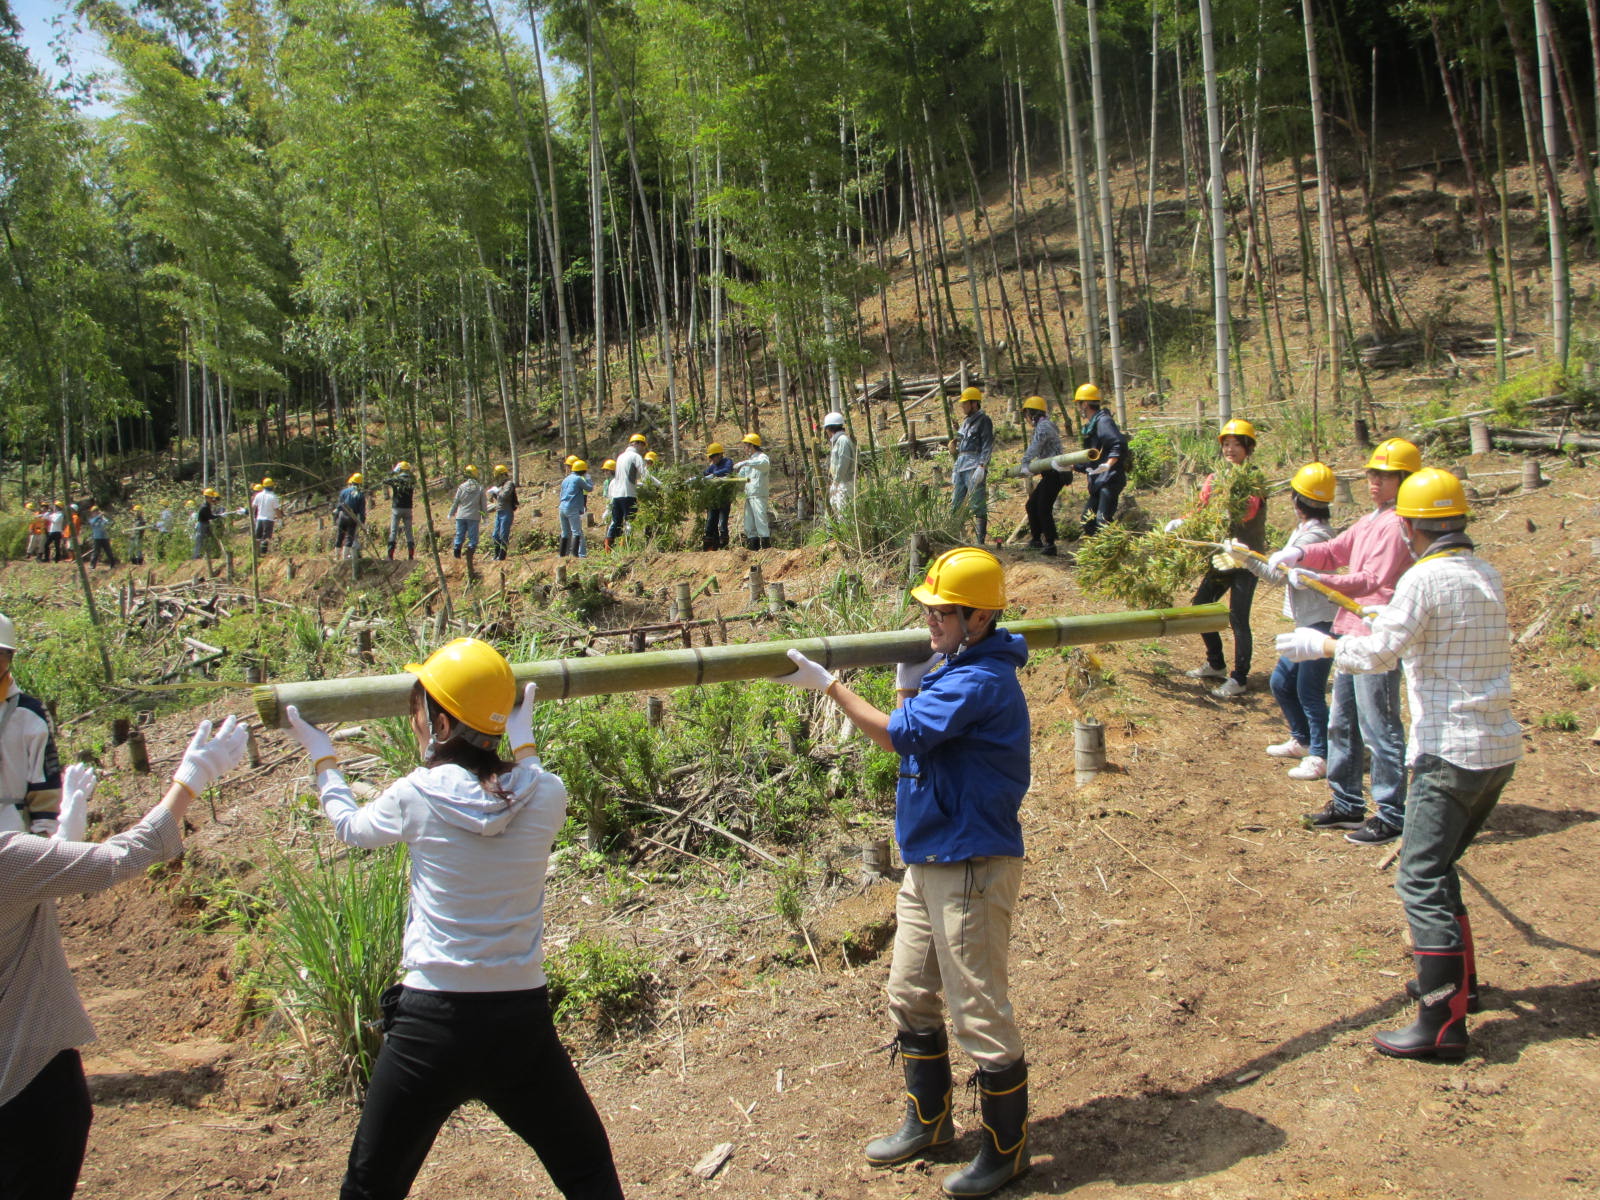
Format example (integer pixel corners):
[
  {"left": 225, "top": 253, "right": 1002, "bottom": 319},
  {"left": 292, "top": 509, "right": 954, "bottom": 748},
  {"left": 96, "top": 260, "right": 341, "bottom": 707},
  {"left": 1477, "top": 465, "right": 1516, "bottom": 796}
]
[
  {"left": 1534, "top": 0, "right": 1570, "bottom": 367},
  {"left": 1196, "top": 0, "right": 1232, "bottom": 421},
  {"left": 1086, "top": 0, "right": 1127, "bottom": 425},
  {"left": 254, "top": 604, "right": 1229, "bottom": 728}
]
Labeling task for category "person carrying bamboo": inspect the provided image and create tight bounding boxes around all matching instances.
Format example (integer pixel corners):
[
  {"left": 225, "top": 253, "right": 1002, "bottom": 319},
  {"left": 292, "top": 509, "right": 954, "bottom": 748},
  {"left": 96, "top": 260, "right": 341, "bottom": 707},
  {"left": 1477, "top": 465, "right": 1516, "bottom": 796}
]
[
  {"left": 734, "top": 432, "right": 772, "bottom": 550},
  {"left": 701, "top": 442, "right": 734, "bottom": 551},
  {"left": 606, "top": 434, "right": 649, "bottom": 551},
  {"left": 1015, "top": 395, "right": 1067, "bottom": 556},
  {"left": 252, "top": 478, "right": 282, "bottom": 555},
  {"left": 558, "top": 460, "right": 593, "bottom": 558},
  {"left": 0, "top": 705, "right": 248, "bottom": 1200},
  {"left": 1074, "top": 383, "right": 1128, "bottom": 537},
  {"left": 386, "top": 462, "right": 416, "bottom": 561},
  {"left": 1167, "top": 419, "right": 1267, "bottom": 699},
  {"left": 334, "top": 473, "right": 367, "bottom": 561},
  {"left": 490, "top": 464, "right": 519, "bottom": 561},
  {"left": 1269, "top": 438, "right": 1419, "bottom": 846},
  {"left": 775, "top": 548, "right": 1030, "bottom": 1197},
  {"left": 949, "top": 387, "right": 994, "bottom": 546},
  {"left": 1276, "top": 469, "right": 1520, "bottom": 1060},
  {"left": 1220, "top": 462, "right": 1339, "bottom": 780},
  {"left": 282, "top": 639, "right": 625, "bottom": 1200},
  {"left": 823, "top": 412, "right": 857, "bottom": 516},
  {"left": 447, "top": 465, "right": 484, "bottom": 565}
]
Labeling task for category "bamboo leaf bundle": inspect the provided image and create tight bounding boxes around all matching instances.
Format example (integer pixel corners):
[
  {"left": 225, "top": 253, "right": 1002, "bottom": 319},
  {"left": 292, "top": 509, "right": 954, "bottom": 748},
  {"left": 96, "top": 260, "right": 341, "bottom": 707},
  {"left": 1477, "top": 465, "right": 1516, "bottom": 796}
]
[{"left": 253, "top": 604, "right": 1229, "bottom": 729}]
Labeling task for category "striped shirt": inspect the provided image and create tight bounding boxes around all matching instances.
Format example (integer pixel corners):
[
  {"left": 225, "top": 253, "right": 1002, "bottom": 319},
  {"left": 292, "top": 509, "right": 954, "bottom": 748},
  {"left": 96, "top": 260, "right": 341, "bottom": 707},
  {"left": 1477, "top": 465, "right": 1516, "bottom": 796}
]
[
  {"left": 1332, "top": 549, "right": 1522, "bottom": 770},
  {"left": 0, "top": 808, "right": 184, "bottom": 1105}
]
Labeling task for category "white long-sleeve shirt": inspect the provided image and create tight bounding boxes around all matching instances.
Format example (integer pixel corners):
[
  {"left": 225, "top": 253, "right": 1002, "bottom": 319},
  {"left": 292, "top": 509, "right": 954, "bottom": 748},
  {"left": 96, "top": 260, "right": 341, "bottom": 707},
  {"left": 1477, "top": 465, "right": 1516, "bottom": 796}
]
[
  {"left": 317, "top": 761, "right": 567, "bottom": 992},
  {"left": 613, "top": 447, "right": 647, "bottom": 499},
  {"left": 828, "top": 432, "right": 857, "bottom": 487},
  {"left": 736, "top": 451, "right": 771, "bottom": 499},
  {"left": 1244, "top": 518, "right": 1338, "bottom": 627},
  {"left": 1332, "top": 547, "right": 1522, "bottom": 770}
]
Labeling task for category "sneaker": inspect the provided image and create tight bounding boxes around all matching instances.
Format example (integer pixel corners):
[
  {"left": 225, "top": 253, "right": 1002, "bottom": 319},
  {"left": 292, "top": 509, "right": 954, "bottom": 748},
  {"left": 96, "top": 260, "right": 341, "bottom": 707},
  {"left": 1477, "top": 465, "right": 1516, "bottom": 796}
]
[
  {"left": 1185, "top": 664, "right": 1227, "bottom": 680},
  {"left": 1286, "top": 755, "right": 1327, "bottom": 780},
  {"left": 1303, "top": 803, "right": 1365, "bottom": 830},
  {"left": 1211, "top": 678, "right": 1247, "bottom": 698},
  {"left": 1345, "top": 817, "right": 1402, "bottom": 846},
  {"left": 1266, "top": 738, "right": 1310, "bottom": 758},
  {"left": 1039, "top": 544, "right": 1058, "bottom": 557}
]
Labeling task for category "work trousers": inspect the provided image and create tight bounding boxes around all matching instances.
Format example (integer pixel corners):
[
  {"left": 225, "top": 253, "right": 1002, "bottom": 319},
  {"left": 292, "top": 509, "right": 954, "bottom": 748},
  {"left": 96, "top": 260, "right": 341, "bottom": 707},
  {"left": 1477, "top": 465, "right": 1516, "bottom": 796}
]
[
  {"left": 1395, "top": 755, "right": 1515, "bottom": 949},
  {"left": 560, "top": 511, "right": 586, "bottom": 556},
  {"left": 45, "top": 531, "right": 64, "bottom": 561},
  {"left": 452, "top": 518, "right": 480, "bottom": 551},
  {"left": 1191, "top": 568, "right": 1258, "bottom": 685},
  {"left": 388, "top": 509, "right": 414, "bottom": 551},
  {"left": 253, "top": 520, "right": 275, "bottom": 551},
  {"left": 887, "top": 857, "right": 1024, "bottom": 1070},
  {"left": 492, "top": 510, "right": 515, "bottom": 557},
  {"left": 1082, "top": 474, "right": 1125, "bottom": 536},
  {"left": 828, "top": 481, "right": 855, "bottom": 516},
  {"left": 1024, "top": 469, "right": 1068, "bottom": 544},
  {"left": 1269, "top": 620, "right": 1334, "bottom": 757},
  {"left": 342, "top": 986, "right": 623, "bottom": 1200},
  {"left": 0, "top": 1048, "right": 92, "bottom": 1200},
  {"left": 88, "top": 537, "right": 116, "bottom": 567},
  {"left": 704, "top": 505, "right": 730, "bottom": 549},
  {"left": 1326, "top": 667, "right": 1408, "bottom": 829},
  {"left": 607, "top": 496, "right": 637, "bottom": 540},
  {"left": 950, "top": 467, "right": 987, "bottom": 518},
  {"left": 742, "top": 495, "right": 771, "bottom": 539},
  {"left": 334, "top": 518, "right": 361, "bottom": 551}
]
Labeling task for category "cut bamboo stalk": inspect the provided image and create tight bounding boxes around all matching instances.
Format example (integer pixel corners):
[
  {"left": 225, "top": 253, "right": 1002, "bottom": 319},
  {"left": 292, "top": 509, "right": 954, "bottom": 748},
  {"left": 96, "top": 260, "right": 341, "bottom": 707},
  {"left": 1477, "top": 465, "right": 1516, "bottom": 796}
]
[
  {"left": 253, "top": 604, "right": 1229, "bottom": 729},
  {"left": 1027, "top": 447, "right": 1100, "bottom": 475}
]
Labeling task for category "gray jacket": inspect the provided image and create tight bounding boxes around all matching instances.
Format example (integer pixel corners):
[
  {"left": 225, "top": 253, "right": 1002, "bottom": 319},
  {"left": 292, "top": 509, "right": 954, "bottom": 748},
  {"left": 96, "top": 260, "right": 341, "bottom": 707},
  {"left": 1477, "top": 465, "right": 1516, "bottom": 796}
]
[{"left": 1246, "top": 518, "right": 1338, "bottom": 626}]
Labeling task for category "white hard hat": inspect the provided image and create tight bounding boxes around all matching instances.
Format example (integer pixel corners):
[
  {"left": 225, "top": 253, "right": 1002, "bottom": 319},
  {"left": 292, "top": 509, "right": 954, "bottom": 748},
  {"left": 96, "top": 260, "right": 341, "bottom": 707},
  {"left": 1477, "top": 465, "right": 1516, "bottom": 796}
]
[
  {"left": 823, "top": 412, "right": 845, "bottom": 429},
  {"left": 0, "top": 614, "right": 16, "bottom": 652}
]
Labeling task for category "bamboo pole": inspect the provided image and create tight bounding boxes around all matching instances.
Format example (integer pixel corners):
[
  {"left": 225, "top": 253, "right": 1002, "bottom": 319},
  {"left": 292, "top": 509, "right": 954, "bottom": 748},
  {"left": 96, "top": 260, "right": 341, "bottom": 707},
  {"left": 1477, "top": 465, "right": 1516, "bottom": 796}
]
[
  {"left": 253, "top": 604, "right": 1230, "bottom": 729},
  {"left": 1028, "top": 448, "right": 1100, "bottom": 475},
  {"left": 1171, "top": 537, "right": 1367, "bottom": 617}
]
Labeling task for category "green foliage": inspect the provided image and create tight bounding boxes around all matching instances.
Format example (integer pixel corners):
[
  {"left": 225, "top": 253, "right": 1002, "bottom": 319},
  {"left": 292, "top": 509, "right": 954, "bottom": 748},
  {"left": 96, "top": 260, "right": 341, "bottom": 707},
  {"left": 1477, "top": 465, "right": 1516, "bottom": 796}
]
[
  {"left": 1127, "top": 429, "right": 1179, "bottom": 490},
  {"left": 826, "top": 453, "right": 966, "bottom": 557},
  {"left": 1538, "top": 710, "right": 1580, "bottom": 732},
  {"left": 545, "top": 935, "right": 654, "bottom": 1031},
  {"left": 11, "top": 610, "right": 136, "bottom": 717},
  {"left": 253, "top": 842, "right": 410, "bottom": 1098},
  {"left": 1493, "top": 364, "right": 1569, "bottom": 424}
]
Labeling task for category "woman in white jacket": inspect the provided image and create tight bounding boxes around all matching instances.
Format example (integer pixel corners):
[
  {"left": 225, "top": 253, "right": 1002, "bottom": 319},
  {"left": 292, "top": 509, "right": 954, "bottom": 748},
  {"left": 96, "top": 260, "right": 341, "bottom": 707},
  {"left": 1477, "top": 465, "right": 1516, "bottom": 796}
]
[{"left": 286, "top": 638, "right": 623, "bottom": 1200}]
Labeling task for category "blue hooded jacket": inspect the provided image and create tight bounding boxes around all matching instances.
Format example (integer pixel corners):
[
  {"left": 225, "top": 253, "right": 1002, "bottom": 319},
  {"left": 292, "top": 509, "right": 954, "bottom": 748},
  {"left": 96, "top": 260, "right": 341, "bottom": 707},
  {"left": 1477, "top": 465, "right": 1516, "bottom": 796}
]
[{"left": 887, "top": 628, "right": 1029, "bottom": 863}]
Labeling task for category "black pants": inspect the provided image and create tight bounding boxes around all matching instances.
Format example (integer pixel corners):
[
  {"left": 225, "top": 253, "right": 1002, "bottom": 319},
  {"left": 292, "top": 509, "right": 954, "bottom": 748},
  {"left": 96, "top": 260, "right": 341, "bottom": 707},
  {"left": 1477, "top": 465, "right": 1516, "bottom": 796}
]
[
  {"left": 45, "top": 532, "right": 64, "bottom": 561},
  {"left": 0, "top": 1049, "right": 92, "bottom": 1200},
  {"left": 704, "top": 505, "right": 730, "bottom": 549},
  {"left": 342, "top": 986, "right": 622, "bottom": 1200},
  {"left": 1025, "top": 469, "right": 1069, "bottom": 544},
  {"left": 607, "top": 496, "right": 637, "bottom": 541},
  {"left": 1082, "top": 474, "right": 1125, "bottom": 536},
  {"left": 1191, "top": 568, "right": 1258, "bottom": 684},
  {"left": 88, "top": 537, "right": 117, "bottom": 567}
]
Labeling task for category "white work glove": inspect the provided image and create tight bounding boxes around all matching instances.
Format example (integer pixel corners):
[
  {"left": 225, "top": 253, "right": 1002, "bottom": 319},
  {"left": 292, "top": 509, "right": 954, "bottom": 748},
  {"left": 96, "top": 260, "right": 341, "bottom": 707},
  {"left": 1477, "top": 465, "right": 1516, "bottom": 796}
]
[
  {"left": 1220, "top": 538, "right": 1251, "bottom": 568},
  {"left": 1360, "top": 604, "right": 1390, "bottom": 624},
  {"left": 56, "top": 763, "right": 94, "bottom": 842},
  {"left": 1267, "top": 546, "right": 1305, "bottom": 572},
  {"left": 1276, "top": 628, "right": 1332, "bottom": 663},
  {"left": 777, "top": 648, "right": 836, "bottom": 692},
  {"left": 172, "top": 715, "right": 249, "bottom": 797},
  {"left": 1211, "top": 552, "right": 1237, "bottom": 573},
  {"left": 895, "top": 652, "right": 942, "bottom": 692},
  {"left": 1015, "top": 463, "right": 1032, "bottom": 478},
  {"left": 1085, "top": 464, "right": 1110, "bottom": 480},
  {"left": 971, "top": 466, "right": 987, "bottom": 488},
  {"left": 1286, "top": 567, "right": 1321, "bottom": 591},
  {"left": 506, "top": 682, "right": 541, "bottom": 763},
  {"left": 1163, "top": 518, "right": 1184, "bottom": 534},
  {"left": 284, "top": 705, "right": 337, "bottom": 771}
]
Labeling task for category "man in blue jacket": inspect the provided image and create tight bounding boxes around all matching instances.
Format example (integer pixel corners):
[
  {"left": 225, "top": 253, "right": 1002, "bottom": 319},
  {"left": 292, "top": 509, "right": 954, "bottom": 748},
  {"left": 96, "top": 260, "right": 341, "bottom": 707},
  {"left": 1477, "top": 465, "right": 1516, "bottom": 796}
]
[{"left": 777, "top": 547, "right": 1030, "bottom": 1198}]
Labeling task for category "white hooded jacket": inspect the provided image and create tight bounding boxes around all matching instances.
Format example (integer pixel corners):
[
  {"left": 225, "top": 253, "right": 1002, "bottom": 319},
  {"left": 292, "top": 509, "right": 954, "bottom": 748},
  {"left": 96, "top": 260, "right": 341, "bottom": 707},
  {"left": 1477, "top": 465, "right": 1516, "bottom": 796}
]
[{"left": 318, "top": 760, "right": 567, "bottom": 993}]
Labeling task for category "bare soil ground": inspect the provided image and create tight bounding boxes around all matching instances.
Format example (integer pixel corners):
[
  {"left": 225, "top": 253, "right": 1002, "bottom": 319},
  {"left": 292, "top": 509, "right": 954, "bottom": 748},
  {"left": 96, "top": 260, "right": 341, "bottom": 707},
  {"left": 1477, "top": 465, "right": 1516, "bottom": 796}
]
[{"left": 13, "top": 449, "right": 1594, "bottom": 1200}]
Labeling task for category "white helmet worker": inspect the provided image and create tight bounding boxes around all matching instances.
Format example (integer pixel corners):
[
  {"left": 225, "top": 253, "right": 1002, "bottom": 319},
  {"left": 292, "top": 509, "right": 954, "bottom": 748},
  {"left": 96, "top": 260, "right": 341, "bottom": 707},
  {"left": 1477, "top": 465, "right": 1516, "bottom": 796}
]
[
  {"left": 0, "top": 613, "right": 15, "bottom": 651},
  {"left": 823, "top": 412, "right": 846, "bottom": 431}
]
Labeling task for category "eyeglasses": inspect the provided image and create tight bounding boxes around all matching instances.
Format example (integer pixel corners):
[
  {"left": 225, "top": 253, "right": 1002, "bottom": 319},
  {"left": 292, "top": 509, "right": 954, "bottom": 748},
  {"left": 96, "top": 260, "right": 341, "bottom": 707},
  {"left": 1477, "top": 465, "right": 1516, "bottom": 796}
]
[{"left": 923, "top": 606, "right": 961, "bottom": 623}]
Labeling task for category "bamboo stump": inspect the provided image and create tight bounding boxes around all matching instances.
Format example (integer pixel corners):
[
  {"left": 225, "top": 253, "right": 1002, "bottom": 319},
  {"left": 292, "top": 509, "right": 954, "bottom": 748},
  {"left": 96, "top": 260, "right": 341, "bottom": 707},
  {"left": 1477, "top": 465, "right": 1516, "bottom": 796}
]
[
  {"left": 674, "top": 582, "right": 693, "bottom": 621},
  {"left": 127, "top": 731, "right": 150, "bottom": 774},
  {"left": 646, "top": 695, "right": 665, "bottom": 727},
  {"left": 766, "top": 582, "right": 787, "bottom": 608},
  {"left": 1521, "top": 459, "right": 1546, "bottom": 493},
  {"left": 747, "top": 565, "right": 764, "bottom": 604},
  {"left": 1469, "top": 418, "right": 1492, "bottom": 456}
]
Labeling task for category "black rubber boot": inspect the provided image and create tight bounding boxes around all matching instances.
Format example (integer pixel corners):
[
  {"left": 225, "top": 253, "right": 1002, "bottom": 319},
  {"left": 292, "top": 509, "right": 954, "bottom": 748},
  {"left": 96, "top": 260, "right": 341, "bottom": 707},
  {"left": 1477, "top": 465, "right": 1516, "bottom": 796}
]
[
  {"left": 943, "top": 1058, "right": 1028, "bottom": 1197},
  {"left": 865, "top": 1029, "right": 954, "bottom": 1166},
  {"left": 1407, "top": 912, "right": 1481, "bottom": 1013},
  {"left": 453, "top": 545, "right": 462, "bottom": 559},
  {"left": 974, "top": 517, "right": 988, "bottom": 547},
  {"left": 746, "top": 537, "right": 759, "bottom": 550},
  {"left": 387, "top": 544, "right": 396, "bottom": 560},
  {"left": 464, "top": 547, "right": 476, "bottom": 575},
  {"left": 558, "top": 538, "right": 569, "bottom": 558},
  {"left": 407, "top": 546, "right": 415, "bottom": 560},
  {"left": 1375, "top": 948, "right": 1470, "bottom": 1060}
]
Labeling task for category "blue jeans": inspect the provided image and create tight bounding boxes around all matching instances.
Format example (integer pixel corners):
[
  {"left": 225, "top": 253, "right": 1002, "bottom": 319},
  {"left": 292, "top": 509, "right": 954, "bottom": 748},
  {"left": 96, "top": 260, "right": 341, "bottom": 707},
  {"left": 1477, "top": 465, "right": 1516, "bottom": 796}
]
[
  {"left": 1269, "top": 620, "right": 1334, "bottom": 757},
  {"left": 1395, "top": 755, "right": 1515, "bottom": 948},
  {"left": 950, "top": 467, "right": 987, "bottom": 517},
  {"left": 453, "top": 518, "right": 480, "bottom": 551},
  {"left": 492, "top": 509, "right": 514, "bottom": 551},
  {"left": 560, "top": 510, "right": 585, "bottom": 555},
  {"left": 1326, "top": 666, "right": 1408, "bottom": 828}
]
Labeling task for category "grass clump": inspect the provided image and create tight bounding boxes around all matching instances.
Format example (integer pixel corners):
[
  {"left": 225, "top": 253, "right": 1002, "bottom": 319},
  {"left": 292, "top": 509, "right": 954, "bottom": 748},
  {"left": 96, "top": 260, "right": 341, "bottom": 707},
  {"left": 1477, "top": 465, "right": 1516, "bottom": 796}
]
[{"left": 546, "top": 935, "right": 654, "bottom": 1032}]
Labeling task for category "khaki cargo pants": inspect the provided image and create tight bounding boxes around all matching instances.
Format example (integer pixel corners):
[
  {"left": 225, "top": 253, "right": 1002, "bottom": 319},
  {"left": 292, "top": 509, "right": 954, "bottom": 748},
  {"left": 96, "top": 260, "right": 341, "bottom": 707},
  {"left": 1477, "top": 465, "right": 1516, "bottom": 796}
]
[{"left": 887, "top": 856, "right": 1024, "bottom": 1069}]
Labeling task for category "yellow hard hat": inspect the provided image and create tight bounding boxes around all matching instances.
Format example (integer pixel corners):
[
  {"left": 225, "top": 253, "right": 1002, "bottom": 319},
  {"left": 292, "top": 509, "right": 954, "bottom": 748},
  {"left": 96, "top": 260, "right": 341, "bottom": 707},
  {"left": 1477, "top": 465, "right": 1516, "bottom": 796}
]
[
  {"left": 1022, "top": 396, "right": 1048, "bottom": 414},
  {"left": 959, "top": 386, "right": 983, "bottom": 404},
  {"left": 253, "top": 483, "right": 264, "bottom": 492},
  {"left": 629, "top": 433, "right": 648, "bottom": 444},
  {"left": 1396, "top": 467, "right": 1468, "bottom": 518},
  {"left": 571, "top": 459, "right": 589, "bottom": 472},
  {"left": 203, "top": 488, "right": 219, "bottom": 498},
  {"left": 90, "top": 505, "right": 100, "bottom": 512},
  {"left": 1074, "top": 383, "right": 1102, "bottom": 405},
  {"left": 741, "top": 432, "right": 763, "bottom": 448},
  {"left": 1289, "top": 462, "right": 1338, "bottom": 505},
  {"left": 1366, "top": 437, "right": 1421, "bottom": 474},
  {"left": 564, "top": 455, "right": 577, "bottom": 467},
  {"left": 602, "top": 458, "right": 617, "bottom": 471},
  {"left": 493, "top": 463, "right": 510, "bottom": 476},
  {"left": 464, "top": 465, "right": 479, "bottom": 478},
  {"left": 1218, "top": 419, "right": 1257, "bottom": 444},
  {"left": 706, "top": 442, "right": 725, "bottom": 457},
  {"left": 262, "top": 477, "right": 275, "bottom": 487},
  {"left": 403, "top": 637, "right": 516, "bottom": 739},
  {"left": 185, "top": 499, "right": 195, "bottom": 507},
  {"left": 132, "top": 504, "right": 143, "bottom": 512},
  {"left": 645, "top": 451, "right": 659, "bottom": 463},
  {"left": 348, "top": 473, "right": 363, "bottom": 485},
  {"left": 394, "top": 461, "right": 412, "bottom": 473},
  {"left": 911, "top": 547, "right": 1007, "bottom": 611}
]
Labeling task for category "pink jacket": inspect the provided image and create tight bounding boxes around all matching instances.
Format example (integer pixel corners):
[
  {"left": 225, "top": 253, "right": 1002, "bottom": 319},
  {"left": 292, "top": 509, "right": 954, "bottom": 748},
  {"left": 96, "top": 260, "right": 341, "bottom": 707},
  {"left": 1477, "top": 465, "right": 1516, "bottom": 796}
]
[{"left": 1298, "top": 505, "right": 1411, "bottom": 637}]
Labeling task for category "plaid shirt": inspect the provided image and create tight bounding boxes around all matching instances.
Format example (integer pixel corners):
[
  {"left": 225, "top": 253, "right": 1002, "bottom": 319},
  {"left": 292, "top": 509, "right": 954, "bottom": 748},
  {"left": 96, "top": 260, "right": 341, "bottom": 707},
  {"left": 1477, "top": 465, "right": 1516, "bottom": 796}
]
[{"left": 1332, "top": 549, "right": 1522, "bottom": 770}]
